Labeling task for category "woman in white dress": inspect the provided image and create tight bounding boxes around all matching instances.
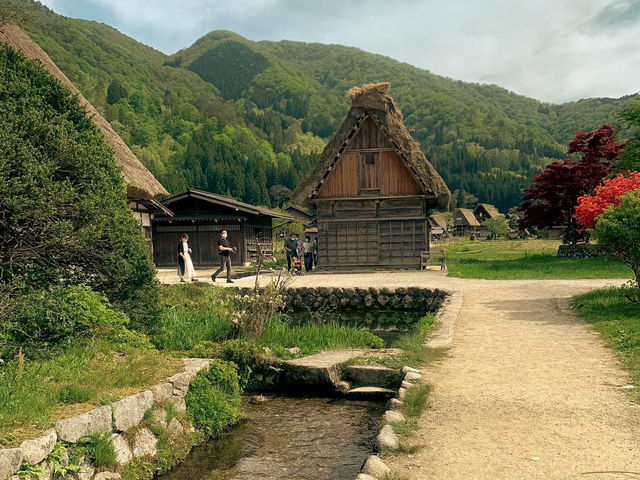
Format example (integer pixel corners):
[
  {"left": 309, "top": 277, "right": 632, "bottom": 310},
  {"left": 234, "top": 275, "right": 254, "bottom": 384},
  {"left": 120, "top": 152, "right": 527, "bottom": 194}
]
[{"left": 177, "top": 234, "right": 198, "bottom": 282}]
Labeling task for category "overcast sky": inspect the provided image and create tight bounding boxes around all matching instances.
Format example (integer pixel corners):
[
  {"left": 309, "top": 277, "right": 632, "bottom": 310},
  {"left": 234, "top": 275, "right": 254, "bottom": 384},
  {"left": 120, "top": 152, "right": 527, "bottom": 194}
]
[{"left": 40, "top": 0, "right": 640, "bottom": 103}]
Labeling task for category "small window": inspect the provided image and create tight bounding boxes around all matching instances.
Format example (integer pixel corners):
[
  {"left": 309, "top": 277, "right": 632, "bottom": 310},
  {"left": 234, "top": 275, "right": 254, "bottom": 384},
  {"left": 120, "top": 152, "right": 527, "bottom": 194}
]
[{"left": 365, "top": 153, "right": 376, "bottom": 165}]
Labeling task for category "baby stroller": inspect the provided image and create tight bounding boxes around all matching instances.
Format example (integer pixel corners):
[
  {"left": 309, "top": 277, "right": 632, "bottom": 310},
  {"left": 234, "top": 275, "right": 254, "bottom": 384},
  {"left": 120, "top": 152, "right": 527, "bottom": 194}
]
[{"left": 291, "top": 255, "right": 304, "bottom": 275}]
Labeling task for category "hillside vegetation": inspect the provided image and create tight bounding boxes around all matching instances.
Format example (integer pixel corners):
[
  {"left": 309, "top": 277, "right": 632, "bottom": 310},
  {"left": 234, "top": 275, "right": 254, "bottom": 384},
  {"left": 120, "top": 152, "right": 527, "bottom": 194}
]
[{"left": 8, "top": 0, "right": 634, "bottom": 211}]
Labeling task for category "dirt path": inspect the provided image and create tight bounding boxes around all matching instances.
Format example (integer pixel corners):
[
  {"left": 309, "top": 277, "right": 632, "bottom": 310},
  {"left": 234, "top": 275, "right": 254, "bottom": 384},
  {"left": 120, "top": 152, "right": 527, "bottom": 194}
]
[{"left": 223, "top": 272, "right": 640, "bottom": 479}]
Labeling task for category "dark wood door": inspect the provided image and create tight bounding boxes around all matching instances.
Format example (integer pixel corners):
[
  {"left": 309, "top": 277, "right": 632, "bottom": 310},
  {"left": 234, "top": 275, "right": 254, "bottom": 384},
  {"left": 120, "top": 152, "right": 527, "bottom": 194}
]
[{"left": 358, "top": 153, "right": 380, "bottom": 196}]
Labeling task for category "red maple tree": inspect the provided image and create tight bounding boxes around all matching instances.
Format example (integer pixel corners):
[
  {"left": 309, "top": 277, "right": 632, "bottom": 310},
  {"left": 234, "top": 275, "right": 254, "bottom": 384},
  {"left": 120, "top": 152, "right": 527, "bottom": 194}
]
[
  {"left": 518, "top": 125, "right": 624, "bottom": 244},
  {"left": 575, "top": 172, "right": 640, "bottom": 228}
]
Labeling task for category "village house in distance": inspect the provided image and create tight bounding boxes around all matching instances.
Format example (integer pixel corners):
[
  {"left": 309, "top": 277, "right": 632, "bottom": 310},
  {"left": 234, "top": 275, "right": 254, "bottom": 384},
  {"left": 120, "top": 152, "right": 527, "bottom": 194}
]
[{"left": 292, "top": 83, "right": 450, "bottom": 268}]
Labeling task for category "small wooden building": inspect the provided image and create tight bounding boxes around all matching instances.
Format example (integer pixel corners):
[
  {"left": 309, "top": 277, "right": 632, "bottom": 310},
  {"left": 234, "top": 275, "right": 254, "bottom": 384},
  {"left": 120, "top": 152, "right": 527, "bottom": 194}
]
[
  {"left": 453, "top": 208, "right": 480, "bottom": 236},
  {"left": 284, "top": 205, "right": 313, "bottom": 224},
  {"left": 0, "top": 25, "right": 172, "bottom": 254},
  {"left": 428, "top": 215, "right": 448, "bottom": 240},
  {"left": 292, "top": 83, "right": 450, "bottom": 268},
  {"left": 152, "top": 189, "right": 291, "bottom": 267},
  {"left": 473, "top": 203, "right": 501, "bottom": 223}
]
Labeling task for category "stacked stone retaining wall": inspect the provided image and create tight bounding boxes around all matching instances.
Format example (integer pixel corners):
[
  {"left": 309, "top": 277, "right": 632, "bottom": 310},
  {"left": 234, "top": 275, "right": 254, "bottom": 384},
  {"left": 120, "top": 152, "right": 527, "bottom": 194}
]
[
  {"left": 556, "top": 244, "right": 605, "bottom": 258},
  {"left": 0, "top": 358, "right": 210, "bottom": 480}
]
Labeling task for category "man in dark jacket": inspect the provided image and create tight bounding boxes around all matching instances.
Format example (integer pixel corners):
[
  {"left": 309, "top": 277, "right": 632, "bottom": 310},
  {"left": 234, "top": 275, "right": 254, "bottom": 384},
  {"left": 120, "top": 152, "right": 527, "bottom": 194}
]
[
  {"left": 211, "top": 230, "right": 234, "bottom": 283},
  {"left": 284, "top": 233, "right": 299, "bottom": 272}
]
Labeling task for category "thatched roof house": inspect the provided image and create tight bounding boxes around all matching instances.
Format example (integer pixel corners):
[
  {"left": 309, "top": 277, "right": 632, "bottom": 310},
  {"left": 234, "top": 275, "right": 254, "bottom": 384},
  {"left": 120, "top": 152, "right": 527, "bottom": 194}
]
[
  {"left": 291, "top": 83, "right": 449, "bottom": 268},
  {"left": 0, "top": 24, "right": 168, "bottom": 201},
  {"left": 454, "top": 208, "right": 480, "bottom": 227},
  {"left": 474, "top": 203, "right": 501, "bottom": 222},
  {"left": 292, "top": 82, "right": 449, "bottom": 209}
]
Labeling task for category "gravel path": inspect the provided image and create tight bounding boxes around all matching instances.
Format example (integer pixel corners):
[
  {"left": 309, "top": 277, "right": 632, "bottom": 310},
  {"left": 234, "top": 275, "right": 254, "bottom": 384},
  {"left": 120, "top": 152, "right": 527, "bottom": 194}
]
[{"left": 224, "top": 272, "right": 640, "bottom": 479}]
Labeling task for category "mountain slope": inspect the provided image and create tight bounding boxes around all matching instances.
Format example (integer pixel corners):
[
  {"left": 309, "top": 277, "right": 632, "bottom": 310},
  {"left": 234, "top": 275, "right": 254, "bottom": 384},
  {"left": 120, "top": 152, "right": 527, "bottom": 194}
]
[{"left": 6, "top": 1, "right": 633, "bottom": 211}]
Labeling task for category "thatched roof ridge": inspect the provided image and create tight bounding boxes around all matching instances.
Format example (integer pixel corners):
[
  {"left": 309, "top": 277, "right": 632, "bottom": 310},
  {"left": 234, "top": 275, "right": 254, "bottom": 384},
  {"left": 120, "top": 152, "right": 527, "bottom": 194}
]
[
  {"left": 475, "top": 203, "right": 501, "bottom": 218},
  {"left": 0, "top": 25, "right": 168, "bottom": 200},
  {"left": 292, "top": 82, "right": 450, "bottom": 209}
]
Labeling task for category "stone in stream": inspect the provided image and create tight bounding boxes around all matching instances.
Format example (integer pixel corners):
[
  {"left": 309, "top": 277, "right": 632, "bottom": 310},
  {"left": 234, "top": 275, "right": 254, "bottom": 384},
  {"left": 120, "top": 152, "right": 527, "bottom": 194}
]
[
  {"left": 19, "top": 428, "right": 56, "bottom": 464},
  {"left": 282, "top": 349, "right": 367, "bottom": 393},
  {"left": 0, "top": 448, "right": 23, "bottom": 480},
  {"left": 384, "top": 410, "right": 405, "bottom": 423},
  {"left": 376, "top": 424, "right": 399, "bottom": 451},
  {"left": 346, "top": 387, "right": 396, "bottom": 401},
  {"left": 343, "top": 365, "right": 402, "bottom": 389},
  {"left": 362, "top": 454, "right": 392, "bottom": 477},
  {"left": 55, "top": 405, "right": 112, "bottom": 443}
]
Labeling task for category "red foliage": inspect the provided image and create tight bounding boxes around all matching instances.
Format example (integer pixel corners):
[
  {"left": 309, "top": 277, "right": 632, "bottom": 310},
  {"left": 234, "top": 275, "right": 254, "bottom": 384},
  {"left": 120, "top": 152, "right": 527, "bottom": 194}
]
[
  {"left": 575, "top": 172, "right": 640, "bottom": 228},
  {"left": 518, "top": 125, "right": 622, "bottom": 243}
]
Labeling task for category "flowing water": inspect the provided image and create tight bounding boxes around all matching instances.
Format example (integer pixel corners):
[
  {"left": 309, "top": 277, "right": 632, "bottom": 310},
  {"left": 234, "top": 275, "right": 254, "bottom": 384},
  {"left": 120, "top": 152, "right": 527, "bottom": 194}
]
[{"left": 158, "top": 395, "right": 385, "bottom": 480}]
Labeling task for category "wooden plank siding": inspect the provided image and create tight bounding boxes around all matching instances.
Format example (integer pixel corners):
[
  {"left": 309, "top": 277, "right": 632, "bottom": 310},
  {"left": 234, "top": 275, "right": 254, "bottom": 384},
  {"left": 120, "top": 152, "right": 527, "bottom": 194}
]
[{"left": 313, "top": 115, "right": 431, "bottom": 268}]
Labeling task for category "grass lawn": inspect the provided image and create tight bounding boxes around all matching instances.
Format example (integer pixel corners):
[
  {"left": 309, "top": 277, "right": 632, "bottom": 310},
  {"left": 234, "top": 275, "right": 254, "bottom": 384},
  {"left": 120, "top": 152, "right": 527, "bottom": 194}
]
[
  {"left": 444, "top": 239, "right": 633, "bottom": 280},
  {"left": 573, "top": 287, "right": 640, "bottom": 401},
  {"left": 0, "top": 341, "right": 181, "bottom": 444}
]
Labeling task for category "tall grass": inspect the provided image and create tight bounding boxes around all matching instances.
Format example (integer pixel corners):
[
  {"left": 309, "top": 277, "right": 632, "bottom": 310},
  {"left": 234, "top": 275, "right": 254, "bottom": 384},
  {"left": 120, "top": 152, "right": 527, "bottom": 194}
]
[
  {"left": 153, "top": 309, "right": 232, "bottom": 351},
  {"left": 257, "top": 316, "right": 384, "bottom": 356},
  {"left": 0, "top": 340, "right": 181, "bottom": 443}
]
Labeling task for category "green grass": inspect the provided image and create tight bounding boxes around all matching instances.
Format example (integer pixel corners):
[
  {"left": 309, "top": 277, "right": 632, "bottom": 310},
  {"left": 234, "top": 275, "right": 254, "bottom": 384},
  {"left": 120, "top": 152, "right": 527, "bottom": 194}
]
[
  {"left": 444, "top": 239, "right": 632, "bottom": 280},
  {"left": 153, "top": 309, "right": 233, "bottom": 351},
  {"left": 402, "top": 384, "right": 431, "bottom": 418},
  {"left": 258, "top": 316, "right": 384, "bottom": 357},
  {"left": 77, "top": 432, "right": 117, "bottom": 467},
  {"left": 573, "top": 287, "right": 640, "bottom": 400},
  {"left": 0, "top": 340, "right": 181, "bottom": 444}
]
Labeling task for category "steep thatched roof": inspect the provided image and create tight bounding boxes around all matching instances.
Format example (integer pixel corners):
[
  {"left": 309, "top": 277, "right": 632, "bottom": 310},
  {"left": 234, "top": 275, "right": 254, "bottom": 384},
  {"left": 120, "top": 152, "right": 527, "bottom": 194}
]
[
  {"left": 475, "top": 203, "right": 502, "bottom": 218},
  {"left": 0, "top": 24, "right": 168, "bottom": 200},
  {"left": 453, "top": 208, "right": 480, "bottom": 227},
  {"left": 292, "top": 82, "right": 450, "bottom": 209},
  {"left": 429, "top": 214, "right": 448, "bottom": 230}
]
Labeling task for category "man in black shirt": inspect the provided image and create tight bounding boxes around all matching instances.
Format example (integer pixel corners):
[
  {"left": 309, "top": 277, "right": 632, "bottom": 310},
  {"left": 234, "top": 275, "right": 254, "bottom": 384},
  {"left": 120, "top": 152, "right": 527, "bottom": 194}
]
[
  {"left": 284, "top": 233, "right": 299, "bottom": 272},
  {"left": 211, "top": 230, "right": 234, "bottom": 283}
]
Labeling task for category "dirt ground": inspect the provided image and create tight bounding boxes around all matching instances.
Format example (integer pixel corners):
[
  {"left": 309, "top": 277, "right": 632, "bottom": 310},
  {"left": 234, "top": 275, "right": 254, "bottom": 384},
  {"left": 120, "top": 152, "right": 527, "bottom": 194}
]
[{"left": 161, "top": 271, "right": 640, "bottom": 479}]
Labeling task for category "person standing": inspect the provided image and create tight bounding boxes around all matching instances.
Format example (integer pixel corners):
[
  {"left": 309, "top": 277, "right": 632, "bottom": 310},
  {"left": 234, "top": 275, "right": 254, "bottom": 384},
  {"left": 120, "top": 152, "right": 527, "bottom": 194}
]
[
  {"left": 302, "top": 235, "right": 313, "bottom": 272},
  {"left": 178, "top": 234, "right": 198, "bottom": 282},
  {"left": 284, "top": 233, "right": 298, "bottom": 272},
  {"left": 211, "top": 230, "right": 234, "bottom": 283},
  {"left": 312, "top": 237, "right": 319, "bottom": 267}
]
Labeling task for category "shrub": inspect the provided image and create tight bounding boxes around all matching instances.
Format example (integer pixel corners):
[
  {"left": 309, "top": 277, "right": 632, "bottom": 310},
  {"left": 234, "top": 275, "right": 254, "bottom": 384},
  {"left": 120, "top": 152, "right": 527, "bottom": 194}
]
[
  {"left": 0, "top": 45, "right": 158, "bottom": 331},
  {"left": 185, "top": 359, "right": 242, "bottom": 437},
  {"left": 1, "top": 285, "right": 131, "bottom": 357},
  {"left": 575, "top": 172, "right": 640, "bottom": 229},
  {"left": 594, "top": 192, "right": 640, "bottom": 285}
]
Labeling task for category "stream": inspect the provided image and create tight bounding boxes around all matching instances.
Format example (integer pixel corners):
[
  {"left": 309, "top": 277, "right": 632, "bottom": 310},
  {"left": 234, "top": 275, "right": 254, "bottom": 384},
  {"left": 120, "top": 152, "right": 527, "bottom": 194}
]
[{"left": 158, "top": 395, "right": 385, "bottom": 480}]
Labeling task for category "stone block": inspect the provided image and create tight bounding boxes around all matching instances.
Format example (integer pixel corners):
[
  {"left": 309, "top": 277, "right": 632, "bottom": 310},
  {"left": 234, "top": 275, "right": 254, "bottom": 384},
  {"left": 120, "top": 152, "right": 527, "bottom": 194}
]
[
  {"left": 150, "top": 383, "right": 173, "bottom": 404},
  {"left": 397, "top": 387, "right": 407, "bottom": 399},
  {"left": 168, "top": 395, "right": 187, "bottom": 413},
  {"left": 402, "top": 366, "right": 419, "bottom": 374},
  {"left": 387, "top": 398, "right": 404, "bottom": 410},
  {"left": 376, "top": 425, "right": 399, "bottom": 452},
  {"left": 55, "top": 406, "right": 112, "bottom": 443},
  {"left": 166, "top": 418, "right": 184, "bottom": 437},
  {"left": 0, "top": 448, "right": 23, "bottom": 480},
  {"left": 132, "top": 428, "right": 157, "bottom": 458},
  {"left": 343, "top": 365, "right": 402, "bottom": 389},
  {"left": 167, "top": 371, "right": 197, "bottom": 395},
  {"left": 362, "top": 454, "right": 392, "bottom": 477},
  {"left": 20, "top": 429, "right": 56, "bottom": 464},
  {"left": 92, "top": 473, "right": 121, "bottom": 480},
  {"left": 71, "top": 460, "right": 94, "bottom": 480},
  {"left": 384, "top": 410, "right": 405, "bottom": 423},
  {"left": 404, "top": 371, "right": 422, "bottom": 381},
  {"left": 112, "top": 390, "right": 154, "bottom": 432},
  {"left": 355, "top": 475, "right": 378, "bottom": 480},
  {"left": 182, "top": 358, "right": 210, "bottom": 373},
  {"left": 110, "top": 434, "right": 132, "bottom": 465}
]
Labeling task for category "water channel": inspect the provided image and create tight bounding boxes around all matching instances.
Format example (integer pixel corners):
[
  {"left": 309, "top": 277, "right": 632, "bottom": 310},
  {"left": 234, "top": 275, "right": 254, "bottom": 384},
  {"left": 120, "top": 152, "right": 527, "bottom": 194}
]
[{"left": 158, "top": 395, "right": 385, "bottom": 480}]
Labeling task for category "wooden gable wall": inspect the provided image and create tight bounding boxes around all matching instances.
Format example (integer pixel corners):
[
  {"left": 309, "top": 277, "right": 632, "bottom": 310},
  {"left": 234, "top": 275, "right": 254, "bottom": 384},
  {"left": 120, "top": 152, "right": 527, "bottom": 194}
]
[{"left": 318, "top": 117, "right": 422, "bottom": 198}]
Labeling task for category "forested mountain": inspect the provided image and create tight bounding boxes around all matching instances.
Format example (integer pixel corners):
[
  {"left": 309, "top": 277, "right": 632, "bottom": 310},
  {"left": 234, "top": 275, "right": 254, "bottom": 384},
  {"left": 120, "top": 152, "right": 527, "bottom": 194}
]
[{"left": 5, "top": 0, "right": 634, "bottom": 211}]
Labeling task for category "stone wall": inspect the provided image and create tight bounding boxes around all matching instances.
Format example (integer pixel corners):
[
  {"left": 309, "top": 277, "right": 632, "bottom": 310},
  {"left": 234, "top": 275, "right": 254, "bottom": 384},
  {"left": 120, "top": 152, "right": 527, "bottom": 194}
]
[
  {"left": 0, "top": 358, "right": 210, "bottom": 480},
  {"left": 557, "top": 244, "right": 605, "bottom": 258},
  {"left": 236, "top": 286, "right": 448, "bottom": 313}
]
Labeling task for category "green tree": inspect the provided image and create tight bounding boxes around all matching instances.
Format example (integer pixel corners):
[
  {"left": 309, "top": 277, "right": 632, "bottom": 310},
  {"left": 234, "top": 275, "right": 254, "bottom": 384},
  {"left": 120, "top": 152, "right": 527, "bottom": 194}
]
[
  {"left": 106, "top": 79, "right": 128, "bottom": 105},
  {"left": 0, "top": 45, "right": 158, "bottom": 330},
  {"left": 484, "top": 217, "right": 509, "bottom": 239},
  {"left": 614, "top": 97, "right": 640, "bottom": 174},
  {"left": 594, "top": 192, "right": 640, "bottom": 286}
]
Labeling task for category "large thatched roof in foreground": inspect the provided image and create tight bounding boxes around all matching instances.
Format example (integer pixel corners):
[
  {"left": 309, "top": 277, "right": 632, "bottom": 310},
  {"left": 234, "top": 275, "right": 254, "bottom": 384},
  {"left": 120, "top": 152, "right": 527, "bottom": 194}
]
[
  {"left": 0, "top": 24, "right": 168, "bottom": 200},
  {"left": 292, "top": 82, "right": 450, "bottom": 209}
]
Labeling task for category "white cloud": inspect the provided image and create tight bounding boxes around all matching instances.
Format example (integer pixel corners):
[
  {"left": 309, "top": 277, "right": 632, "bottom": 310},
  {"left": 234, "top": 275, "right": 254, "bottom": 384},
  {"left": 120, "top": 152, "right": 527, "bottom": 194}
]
[{"left": 40, "top": 0, "right": 640, "bottom": 102}]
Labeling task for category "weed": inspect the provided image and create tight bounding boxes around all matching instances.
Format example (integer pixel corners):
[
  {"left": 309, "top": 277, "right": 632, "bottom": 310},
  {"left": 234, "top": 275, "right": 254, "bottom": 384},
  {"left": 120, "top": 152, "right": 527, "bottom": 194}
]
[
  {"left": 76, "top": 432, "right": 117, "bottom": 467},
  {"left": 402, "top": 384, "right": 431, "bottom": 418}
]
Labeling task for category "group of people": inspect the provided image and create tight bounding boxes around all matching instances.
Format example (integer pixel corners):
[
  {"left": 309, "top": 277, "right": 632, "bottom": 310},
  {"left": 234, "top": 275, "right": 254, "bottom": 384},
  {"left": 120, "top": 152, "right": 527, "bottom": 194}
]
[
  {"left": 284, "top": 233, "right": 318, "bottom": 272},
  {"left": 177, "top": 231, "right": 319, "bottom": 282},
  {"left": 177, "top": 231, "right": 234, "bottom": 283}
]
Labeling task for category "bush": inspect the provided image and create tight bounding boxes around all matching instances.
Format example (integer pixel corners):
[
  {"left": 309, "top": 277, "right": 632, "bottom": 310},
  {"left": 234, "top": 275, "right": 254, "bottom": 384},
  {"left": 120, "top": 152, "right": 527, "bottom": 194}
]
[
  {"left": 0, "top": 45, "right": 158, "bottom": 331},
  {"left": 594, "top": 192, "right": 640, "bottom": 285},
  {"left": 185, "top": 359, "right": 242, "bottom": 437},
  {"left": 191, "top": 339, "right": 265, "bottom": 388},
  {"left": 1, "top": 285, "right": 131, "bottom": 357}
]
